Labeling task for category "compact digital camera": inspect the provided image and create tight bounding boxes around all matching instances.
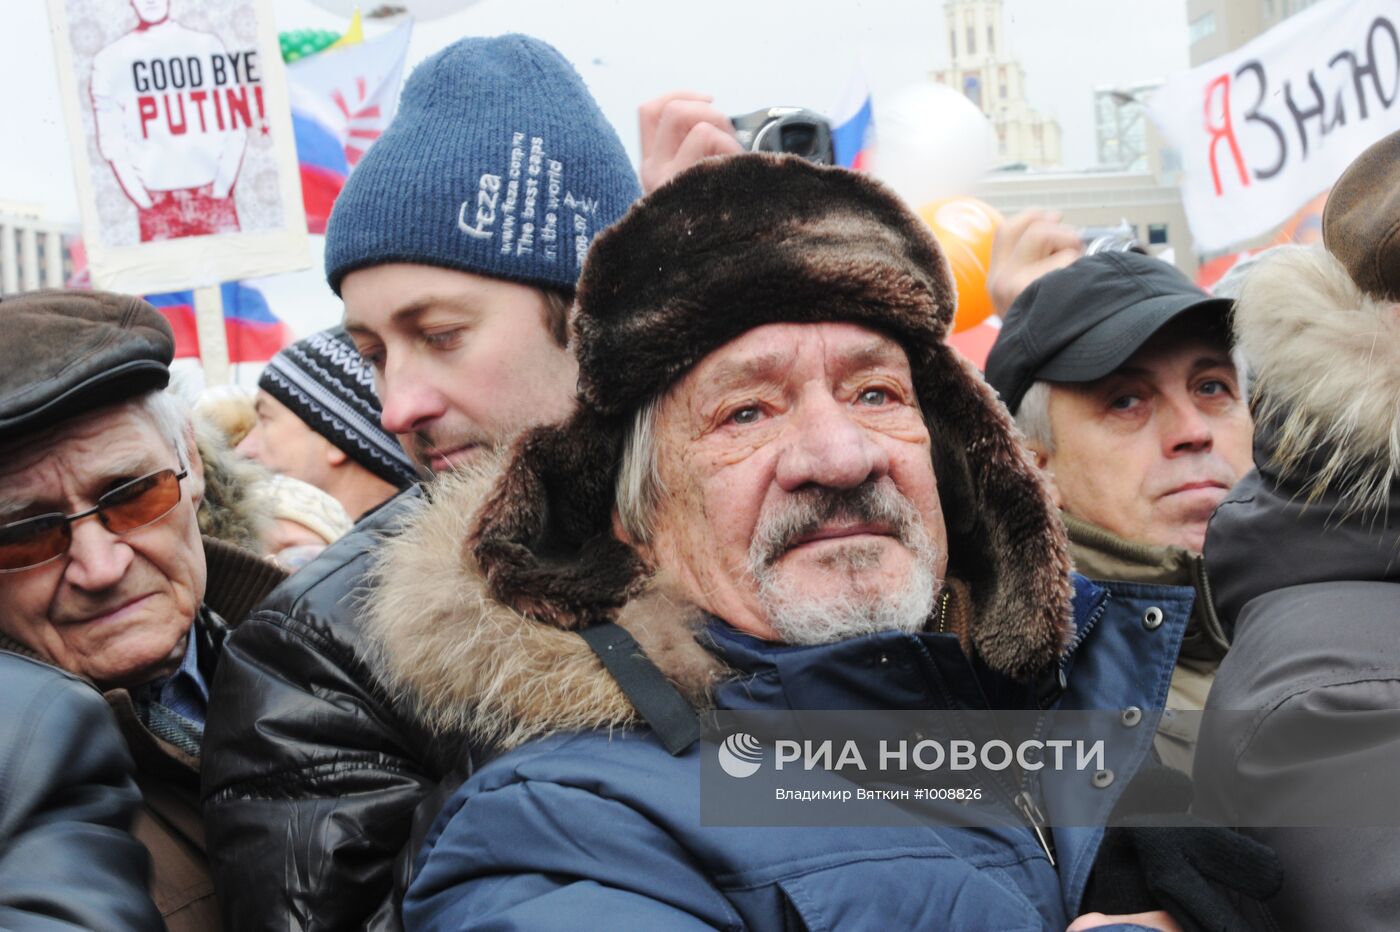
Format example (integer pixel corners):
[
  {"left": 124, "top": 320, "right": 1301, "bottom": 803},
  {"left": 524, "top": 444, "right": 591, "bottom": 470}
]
[
  {"left": 1079, "top": 222, "right": 1147, "bottom": 255},
  {"left": 730, "top": 107, "right": 835, "bottom": 165}
]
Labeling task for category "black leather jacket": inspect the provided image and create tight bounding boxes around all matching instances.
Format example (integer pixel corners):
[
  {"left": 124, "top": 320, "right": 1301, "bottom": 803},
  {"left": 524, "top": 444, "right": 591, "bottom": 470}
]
[
  {"left": 0, "top": 651, "right": 163, "bottom": 930},
  {"left": 201, "top": 487, "right": 461, "bottom": 931}
]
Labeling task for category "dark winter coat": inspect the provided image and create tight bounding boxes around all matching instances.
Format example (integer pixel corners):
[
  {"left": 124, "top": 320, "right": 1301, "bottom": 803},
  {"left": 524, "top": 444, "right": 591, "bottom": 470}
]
[
  {"left": 0, "top": 537, "right": 282, "bottom": 931},
  {"left": 1194, "top": 244, "right": 1400, "bottom": 931},
  {"left": 360, "top": 470, "right": 1189, "bottom": 931},
  {"left": 0, "top": 651, "right": 163, "bottom": 931},
  {"left": 1194, "top": 424, "right": 1400, "bottom": 931},
  {"left": 201, "top": 486, "right": 461, "bottom": 932}
]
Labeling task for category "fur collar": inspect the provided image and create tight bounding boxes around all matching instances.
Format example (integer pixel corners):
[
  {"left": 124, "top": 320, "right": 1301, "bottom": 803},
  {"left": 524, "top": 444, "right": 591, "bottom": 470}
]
[
  {"left": 364, "top": 462, "right": 727, "bottom": 752},
  {"left": 1234, "top": 245, "right": 1400, "bottom": 513},
  {"left": 194, "top": 416, "right": 273, "bottom": 554}
]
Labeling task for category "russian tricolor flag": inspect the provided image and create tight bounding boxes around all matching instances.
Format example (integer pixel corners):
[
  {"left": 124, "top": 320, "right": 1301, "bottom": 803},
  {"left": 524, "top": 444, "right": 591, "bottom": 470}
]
[
  {"left": 831, "top": 69, "right": 875, "bottom": 171},
  {"left": 145, "top": 282, "right": 292, "bottom": 364},
  {"left": 290, "top": 90, "right": 351, "bottom": 234},
  {"left": 288, "top": 20, "right": 412, "bottom": 233}
]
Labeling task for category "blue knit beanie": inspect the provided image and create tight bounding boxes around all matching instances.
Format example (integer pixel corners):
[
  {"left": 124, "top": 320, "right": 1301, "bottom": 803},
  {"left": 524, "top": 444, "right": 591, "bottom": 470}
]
[{"left": 324, "top": 34, "right": 641, "bottom": 295}]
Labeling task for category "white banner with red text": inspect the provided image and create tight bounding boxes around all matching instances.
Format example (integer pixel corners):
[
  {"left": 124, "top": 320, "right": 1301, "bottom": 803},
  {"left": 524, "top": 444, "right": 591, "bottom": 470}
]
[{"left": 1150, "top": 0, "right": 1400, "bottom": 252}]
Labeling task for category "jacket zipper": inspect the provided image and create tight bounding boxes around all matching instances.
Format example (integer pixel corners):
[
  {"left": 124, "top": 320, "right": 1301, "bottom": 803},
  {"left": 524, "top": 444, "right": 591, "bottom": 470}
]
[
  {"left": 916, "top": 613, "right": 1057, "bottom": 866},
  {"left": 933, "top": 589, "right": 952, "bottom": 634},
  {"left": 1014, "top": 790, "right": 1055, "bottom": 867}
]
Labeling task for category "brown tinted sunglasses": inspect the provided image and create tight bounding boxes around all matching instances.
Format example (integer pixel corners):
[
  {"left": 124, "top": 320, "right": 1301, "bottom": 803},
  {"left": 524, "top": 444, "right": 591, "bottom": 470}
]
[{"left": 0, "top": 468, "right": 188, "bottom": 573}]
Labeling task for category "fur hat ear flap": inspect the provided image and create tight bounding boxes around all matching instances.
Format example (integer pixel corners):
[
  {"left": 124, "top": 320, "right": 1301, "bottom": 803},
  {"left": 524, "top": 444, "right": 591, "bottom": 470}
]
[
  {"left": 471, "top": 407, "right": 647, "bottom": 628},
  {"left": 917, "top": 343, "right": 1073, "bottom": 680}
]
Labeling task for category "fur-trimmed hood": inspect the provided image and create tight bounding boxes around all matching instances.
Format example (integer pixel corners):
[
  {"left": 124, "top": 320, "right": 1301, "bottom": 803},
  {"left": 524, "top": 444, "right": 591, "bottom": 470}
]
[
  {"left": 364, "top": 462, "right": 726, "bottom": 751},
  {"left": 1232, "top": 244, "right": 1400, "bottom": 512},
  {"left": 366, "top": 157, "right": 1078, "bottom": 751}
]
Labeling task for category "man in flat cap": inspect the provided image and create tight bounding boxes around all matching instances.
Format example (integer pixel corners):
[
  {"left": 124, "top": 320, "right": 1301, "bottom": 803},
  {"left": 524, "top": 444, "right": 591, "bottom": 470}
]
[
  {"left": 1194, "top": 129, "right": 1400, "bottom": 932},
  {"left": 984, "top": 252, "right": 1254, "bottom": 771},
  {"left": 237, "top": 326, "right": 416, "bottom": 521},
  {"left": 362, "top": 156, "right": 1280, "bottom": 931},
  {"left": 0, "top": 290, "right": 283, "bottom": 930}
]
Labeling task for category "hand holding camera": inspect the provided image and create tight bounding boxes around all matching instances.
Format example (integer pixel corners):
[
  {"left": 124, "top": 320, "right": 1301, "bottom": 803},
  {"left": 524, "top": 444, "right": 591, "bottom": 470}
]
[
  {"left": 638, "top": 91, "right": 745, "bottom": 193},
  {"left": 638, "top": 92, "right": 836, "bottom": 193}
]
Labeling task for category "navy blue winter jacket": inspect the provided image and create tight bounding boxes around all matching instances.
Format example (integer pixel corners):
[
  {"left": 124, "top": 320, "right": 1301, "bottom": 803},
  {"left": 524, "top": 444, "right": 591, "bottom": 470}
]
[{"left": 401, "top": 575, "right": 1191, "bottom": 931}]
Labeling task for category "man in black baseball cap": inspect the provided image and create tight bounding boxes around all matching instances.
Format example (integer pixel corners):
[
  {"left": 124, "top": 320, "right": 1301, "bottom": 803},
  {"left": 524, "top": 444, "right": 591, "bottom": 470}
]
[
  {"left": 0, "top": 289, "right": 282, "bottom": 929},
  {"left": 985, "top": 250, "right": 1254, "bottom": 771}
]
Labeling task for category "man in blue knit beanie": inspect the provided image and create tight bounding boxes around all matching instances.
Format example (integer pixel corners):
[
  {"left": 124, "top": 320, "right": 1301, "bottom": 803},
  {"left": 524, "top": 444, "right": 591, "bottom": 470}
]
[
  {"left": 201, "top": 35, "right": 643, "bottom": 930},
  {"left": 328, "top": 33, "right": 641, "bottom": 474}
]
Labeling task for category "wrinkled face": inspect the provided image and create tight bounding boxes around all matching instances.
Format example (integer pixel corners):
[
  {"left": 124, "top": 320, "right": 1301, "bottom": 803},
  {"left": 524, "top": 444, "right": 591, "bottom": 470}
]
[
  {"left": 0, "top": 404, "right": 206, "bottom": 690},
  {"left": 342, "top": 264, "right": 578, "bottom": 474},
  {"left": 236, "top": 390, "right": 337, "bottom": 489},
  {"left": 1035, "top": 321, "right": 1253, "bottom": 552},
  {"left": 642, "top": 322, "right": 949, "bottom": 644},
  {"left": 130, "top": 0, "right": 169, "bottom": 24}
]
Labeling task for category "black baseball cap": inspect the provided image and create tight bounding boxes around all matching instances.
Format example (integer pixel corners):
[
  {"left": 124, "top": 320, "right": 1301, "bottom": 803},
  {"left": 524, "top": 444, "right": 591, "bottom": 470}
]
[
  {"left": 0, "top": 290, "right": 174, "bottom": 445},
  {"left": 985, "top": 251, "right": 1232, "bottom": 414}
]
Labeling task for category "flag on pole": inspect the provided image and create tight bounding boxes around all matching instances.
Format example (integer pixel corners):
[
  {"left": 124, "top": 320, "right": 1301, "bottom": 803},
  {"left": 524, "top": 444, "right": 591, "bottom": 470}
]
[
  {"left": 831, "top": 68, "right": 875, "bottom": 171},
  {"left": 145, "top": 281, "right": 292, "bottom": 364},
  {"left": 288, "top": 18, "right": 412, "bottom": 232}
]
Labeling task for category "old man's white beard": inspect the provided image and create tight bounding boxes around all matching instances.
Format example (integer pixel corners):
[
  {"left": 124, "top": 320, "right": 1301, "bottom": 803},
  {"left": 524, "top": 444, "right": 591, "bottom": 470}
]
[{"left": 746, "top": 480, "right": 942, "bottom": 646}]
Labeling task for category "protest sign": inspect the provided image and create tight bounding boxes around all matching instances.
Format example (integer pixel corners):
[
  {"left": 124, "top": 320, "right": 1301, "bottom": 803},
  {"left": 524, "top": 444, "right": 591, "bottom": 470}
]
[
  {"left": 1150, "top": 0, "right": 1400, "bottom": 251},
  {"left": 47, "top": 0, "right": 308, "bottom": 295}
]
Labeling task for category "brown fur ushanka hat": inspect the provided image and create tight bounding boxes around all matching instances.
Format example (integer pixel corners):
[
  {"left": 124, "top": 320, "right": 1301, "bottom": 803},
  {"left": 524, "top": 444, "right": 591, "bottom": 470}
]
[{"left": 471, "top": 154, "right": 1073, "bottom": 681}]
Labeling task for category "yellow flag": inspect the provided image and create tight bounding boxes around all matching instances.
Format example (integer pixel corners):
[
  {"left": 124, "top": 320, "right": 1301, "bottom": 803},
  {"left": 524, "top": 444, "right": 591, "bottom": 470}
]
[{"left": 328, "top": 9, "right": 364, "bottom": 50}]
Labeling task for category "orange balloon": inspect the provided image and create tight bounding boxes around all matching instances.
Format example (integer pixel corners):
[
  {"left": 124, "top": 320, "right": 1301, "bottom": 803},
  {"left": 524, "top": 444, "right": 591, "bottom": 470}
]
[{"left": 918, "top": 197, "right": 1003, "bottom": 333}]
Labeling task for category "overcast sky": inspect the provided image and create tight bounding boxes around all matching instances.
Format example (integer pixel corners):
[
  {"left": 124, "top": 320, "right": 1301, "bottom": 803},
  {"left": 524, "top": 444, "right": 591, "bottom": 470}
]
[{"left": 1, "top": 0, "right": 1188, "bottom": 333}]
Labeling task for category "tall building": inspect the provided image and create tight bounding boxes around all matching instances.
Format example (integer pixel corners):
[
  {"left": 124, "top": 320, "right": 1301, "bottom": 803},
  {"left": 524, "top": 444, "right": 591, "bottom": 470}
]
[
  {"left": 931, "top": 0, "right": 1062, "bottom": 168},
  {"left": 0, "top": 201, "right": 76, "bottom": 295},
  {"left": 1187, "top": 0, "right": 1321, "bottom": 66}
]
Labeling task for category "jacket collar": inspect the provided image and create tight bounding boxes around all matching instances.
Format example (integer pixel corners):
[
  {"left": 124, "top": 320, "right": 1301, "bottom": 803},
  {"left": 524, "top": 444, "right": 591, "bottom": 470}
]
[
  {"left": 1063, "top": 513, "right": 1228, "bottom": 662},
  {"left": 704, "top": 620, "right": 1021, "bottom": 714},
  {"left": 1206, "top": 419, "right": 1400, "bottom": 634}
]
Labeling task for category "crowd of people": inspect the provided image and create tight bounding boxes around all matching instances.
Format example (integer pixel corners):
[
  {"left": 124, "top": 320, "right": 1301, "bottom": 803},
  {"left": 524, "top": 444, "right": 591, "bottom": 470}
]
[{"left": 0, "top": 31, "right": 1395, "bottom": 932}]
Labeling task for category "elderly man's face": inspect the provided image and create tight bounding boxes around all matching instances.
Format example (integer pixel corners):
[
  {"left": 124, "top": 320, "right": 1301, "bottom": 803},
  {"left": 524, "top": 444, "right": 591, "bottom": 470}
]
[
  {"left": 0, "top": 404, "right": 206, "bottom": 690},
  {"left": 1031, "top": 319, "right": 1253, "bottom": 552},
  {"left": 642, "top": 322, "right": 948, "bottom": 644}
]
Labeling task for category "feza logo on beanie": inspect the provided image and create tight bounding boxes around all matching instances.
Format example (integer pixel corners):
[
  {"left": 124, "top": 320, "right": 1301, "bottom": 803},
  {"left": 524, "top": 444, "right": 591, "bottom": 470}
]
[{"left": 456, "top": 130, "right": 603, "bottom": 276}]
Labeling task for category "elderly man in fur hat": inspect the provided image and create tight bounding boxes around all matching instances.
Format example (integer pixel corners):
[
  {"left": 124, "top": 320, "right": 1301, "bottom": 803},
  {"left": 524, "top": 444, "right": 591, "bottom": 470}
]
[
  {"left": 1193, "top": 130, "right": 1400, "bottom": 932},
  {"left": 366, "top": 156, "right": 1281, "bottom": 931}
]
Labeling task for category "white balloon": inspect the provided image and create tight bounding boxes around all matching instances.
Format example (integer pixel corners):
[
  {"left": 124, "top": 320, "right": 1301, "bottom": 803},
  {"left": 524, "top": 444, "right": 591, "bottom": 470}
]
[
  {"left": 871, "top": 83, "right": 997, "bottom": 207},
  {"left": 302, "top": 0, "right": 484, "bottom": 21}
]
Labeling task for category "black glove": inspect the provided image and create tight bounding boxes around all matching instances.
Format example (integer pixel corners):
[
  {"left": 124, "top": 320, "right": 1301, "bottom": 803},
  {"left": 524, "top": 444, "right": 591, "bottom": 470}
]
[{"left": 1082, "top": 764, "right": 1283, "bottom": 932}]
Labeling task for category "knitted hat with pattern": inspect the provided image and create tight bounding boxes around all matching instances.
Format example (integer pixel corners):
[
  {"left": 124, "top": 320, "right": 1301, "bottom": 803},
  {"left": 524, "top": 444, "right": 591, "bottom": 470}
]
[{"left": 258, "top": 327, "right": 417, "bottom": 488}]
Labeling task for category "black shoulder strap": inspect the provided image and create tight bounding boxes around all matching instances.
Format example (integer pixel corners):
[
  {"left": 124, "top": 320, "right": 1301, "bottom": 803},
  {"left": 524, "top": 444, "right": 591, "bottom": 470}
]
[{"left": 578, "top": 622, "right": 702, "bottom": 755}]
